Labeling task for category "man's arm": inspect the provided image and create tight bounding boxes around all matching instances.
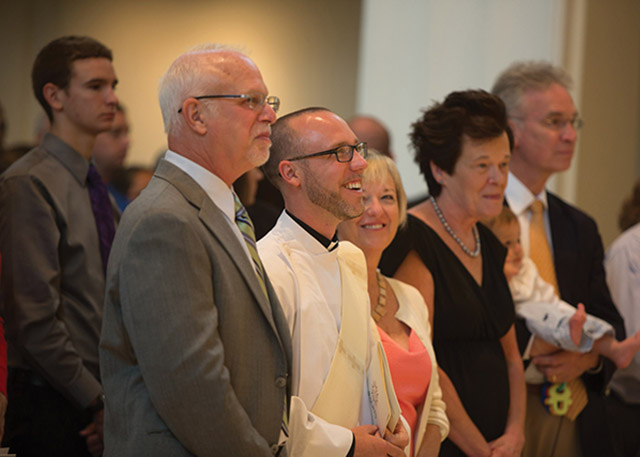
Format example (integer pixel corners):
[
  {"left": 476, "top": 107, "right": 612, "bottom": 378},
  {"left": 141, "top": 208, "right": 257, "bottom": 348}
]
[
  {"left": 575, "top": 217, "right": 624, "bottom": 390},
  {"left": 550, "top": 198, "right": 624, "bottom": 390},
  {"left": 0, "top": 175, "right": 101, "bottom": 407},
  {"left": 118, "top": 212, "right": 275, "bottom": 456},
  {"left": 438, "top": 368, "right": 491, "bottom": 457}
]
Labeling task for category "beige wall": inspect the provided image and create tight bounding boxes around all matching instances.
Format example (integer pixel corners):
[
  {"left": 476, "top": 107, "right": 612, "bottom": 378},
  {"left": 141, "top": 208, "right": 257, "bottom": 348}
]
[
  {"left": 2, "top": 0, "right": 639, "bottom": 247},
  {"left": 576, "top": 0, "right": 640, "bottom": 246},
  {"left": 0, "top": 0, "right": 361, "bottom": 166}
]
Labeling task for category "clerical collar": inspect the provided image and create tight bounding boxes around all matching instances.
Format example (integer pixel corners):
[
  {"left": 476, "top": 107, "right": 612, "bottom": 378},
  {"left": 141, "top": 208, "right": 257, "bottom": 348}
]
[{"left": 286, "top": 210, "right": 339, "bottom": 251}]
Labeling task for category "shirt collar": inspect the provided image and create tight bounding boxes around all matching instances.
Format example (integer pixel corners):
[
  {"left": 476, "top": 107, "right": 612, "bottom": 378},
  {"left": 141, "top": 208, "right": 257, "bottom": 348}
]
[
  {"left": 163, "top": 149, "right": 235, "bottom": 222},
  {"left": 506, "top": 171, "right": 549, "bottom": 216},
  {"left": 285, "top": 210, "right": 339, "bottom": 251},
  {"left": 41, "top": 132, "right": 90, "bottom": 186}
]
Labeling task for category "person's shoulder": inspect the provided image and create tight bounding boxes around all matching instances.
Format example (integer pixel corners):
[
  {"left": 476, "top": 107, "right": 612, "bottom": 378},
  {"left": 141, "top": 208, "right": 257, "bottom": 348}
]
[
  {"left": 117, "top": 177, "right": 197, "bottom": 234},
  {"left": 0, "top": 146, "right": 75, "bottom": 207},
  {"left": 547, "top": 192, "right": 597, "bottom": 228},
  {"left": 390, "top": 212, "right": 434, "bottom": 248},
  {"left": 257, "top": 212, "right": 306, "bottom": 256},
  {"left": 1, "top": 145, "right": 55, "bottom": 180},
  {"left": 607, "top": 222, "right": 640, "bottom": 256},
  {"left": 477, "top": 221, "right": 507, "bottom": 255},
  {"left": 258, "top": 219, "right": 298, "bottom": 276},
  {"left": 257, "top": 229, "right": 286, "bottom": 260},
  {"left": 387, "top": 276, "right": 426, "bottom": 310},
  {"left": 386, "top": 276, "right": 430, "bottom": 329},
  {"left": 381, "top": 213, "right": 434, "bottom": 276},
  {"left": 257, "top": 216, "right": 287, "bottom": 251}
]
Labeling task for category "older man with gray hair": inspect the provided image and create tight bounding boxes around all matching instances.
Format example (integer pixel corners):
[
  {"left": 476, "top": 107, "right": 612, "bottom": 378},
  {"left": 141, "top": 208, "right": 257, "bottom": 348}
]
[
  {"left": 99, "top": 44, "right": 292, "bottom": 457},
  {"left": 493, "top": 60, "right": 625, "bottom": 457}
]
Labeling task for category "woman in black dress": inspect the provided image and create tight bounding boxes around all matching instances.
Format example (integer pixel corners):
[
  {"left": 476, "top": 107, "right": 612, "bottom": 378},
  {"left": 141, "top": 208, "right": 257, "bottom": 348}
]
[{"left": 380, "top": 90, "right": 525, "bottom": 457}]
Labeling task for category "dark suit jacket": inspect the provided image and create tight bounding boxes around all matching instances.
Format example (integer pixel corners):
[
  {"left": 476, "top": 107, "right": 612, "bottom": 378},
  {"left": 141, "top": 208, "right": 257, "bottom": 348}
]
[
  {"left": 100, "top": 160, "right": 292, "bottom": 457},
  {"left": 514, "top": 192, "right": 625, "bottom": 457}
]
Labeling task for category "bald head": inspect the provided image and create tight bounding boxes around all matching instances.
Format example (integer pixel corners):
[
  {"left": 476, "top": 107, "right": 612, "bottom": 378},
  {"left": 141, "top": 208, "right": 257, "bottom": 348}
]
[
  {"left": 263, "top": 107, "right": 329, "bottom": 188},
  {"left": 347, "top": 115, "right": 392, "bottom": 158}
]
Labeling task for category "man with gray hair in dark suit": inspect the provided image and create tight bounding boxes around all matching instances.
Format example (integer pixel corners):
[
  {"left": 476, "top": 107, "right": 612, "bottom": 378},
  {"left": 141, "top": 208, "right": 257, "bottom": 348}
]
[{"left": 493, "top": 60, "right": 624, "bottom": 457}]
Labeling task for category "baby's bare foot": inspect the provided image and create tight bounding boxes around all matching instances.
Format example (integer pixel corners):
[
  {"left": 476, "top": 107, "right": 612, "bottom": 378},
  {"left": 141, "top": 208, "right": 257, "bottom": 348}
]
[{"left": 612, "top": 330, "right": 640, "bottom": 369}]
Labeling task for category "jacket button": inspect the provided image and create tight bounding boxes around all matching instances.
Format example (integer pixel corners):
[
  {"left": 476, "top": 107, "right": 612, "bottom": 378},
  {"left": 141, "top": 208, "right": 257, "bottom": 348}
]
[
  {"left": 270, "top": 443, "right": 280, "bottom": 454},
  {"left": 275, "top": 376, "right": 287, "bottom": 388}
]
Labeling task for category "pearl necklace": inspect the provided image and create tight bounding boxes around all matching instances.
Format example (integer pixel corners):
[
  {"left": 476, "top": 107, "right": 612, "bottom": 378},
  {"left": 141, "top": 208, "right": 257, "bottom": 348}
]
[
  {"left": 372, "top": 270, "right": 387, "bottom": 323},
  {"left": 429, "top": 195, "right": 481, "bottom": 257}
]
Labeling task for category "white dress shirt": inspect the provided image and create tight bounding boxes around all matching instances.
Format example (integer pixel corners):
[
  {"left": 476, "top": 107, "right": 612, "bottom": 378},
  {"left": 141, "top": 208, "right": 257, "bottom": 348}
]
[{"left": 606, "top": 222, "right": 640, "bottom": 404}]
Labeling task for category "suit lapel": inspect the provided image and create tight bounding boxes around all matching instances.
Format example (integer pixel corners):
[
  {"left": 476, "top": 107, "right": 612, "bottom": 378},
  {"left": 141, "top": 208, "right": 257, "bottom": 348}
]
[
  {"left": 155, "top": 160, "right": 282, "bottom": 337},
  {"left": 199, "top": 200, "right": 280, "bottom": 323},
  {"left": 548, "top": 193, "right": 572, "bottom": 301}
]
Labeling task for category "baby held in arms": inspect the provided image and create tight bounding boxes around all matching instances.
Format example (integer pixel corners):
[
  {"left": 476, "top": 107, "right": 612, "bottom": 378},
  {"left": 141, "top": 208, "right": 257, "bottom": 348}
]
[{"left": 484, "top": 206, "right": 640, "bottom": 368}]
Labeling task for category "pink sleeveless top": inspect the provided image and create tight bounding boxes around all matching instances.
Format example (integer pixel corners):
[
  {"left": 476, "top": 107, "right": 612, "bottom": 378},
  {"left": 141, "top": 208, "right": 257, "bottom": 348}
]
[{"left": 378, "top": 327, "right": 432, "bottom": 456}]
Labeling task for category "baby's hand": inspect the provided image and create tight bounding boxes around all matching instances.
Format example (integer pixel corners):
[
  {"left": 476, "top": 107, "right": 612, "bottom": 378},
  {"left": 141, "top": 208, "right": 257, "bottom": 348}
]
[{"left": 503, "top": 261, "right": 519, "bottom": 282}]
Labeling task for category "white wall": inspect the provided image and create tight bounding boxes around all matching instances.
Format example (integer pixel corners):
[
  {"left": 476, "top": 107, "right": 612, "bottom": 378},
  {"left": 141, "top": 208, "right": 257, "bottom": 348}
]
[{"left": 357, "top": 0, "right": 568, "bottom": 200}]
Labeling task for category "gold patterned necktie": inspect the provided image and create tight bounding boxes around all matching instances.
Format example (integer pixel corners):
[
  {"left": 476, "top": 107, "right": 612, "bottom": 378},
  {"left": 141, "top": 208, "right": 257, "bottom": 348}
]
[
  {"left": 528, "top": 199, "right": 587, "bottom": 419},
  {"left": 529, "top": 200, "right": 559, "bottom": 294}
]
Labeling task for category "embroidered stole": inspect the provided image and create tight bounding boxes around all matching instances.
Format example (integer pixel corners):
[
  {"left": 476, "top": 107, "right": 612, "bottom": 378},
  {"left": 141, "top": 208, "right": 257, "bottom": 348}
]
[{"left": 310, "top": 247, "right": 369, "bottom": 428}]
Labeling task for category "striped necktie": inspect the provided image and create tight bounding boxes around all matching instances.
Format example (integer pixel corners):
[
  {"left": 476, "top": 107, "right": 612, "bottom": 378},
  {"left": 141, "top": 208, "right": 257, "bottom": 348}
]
[
  {"left": 233, "top": 193, "right": 268, "bottom": 299},
  {"left": 233, "top": 194, "right": 290, "bottom": 440}
]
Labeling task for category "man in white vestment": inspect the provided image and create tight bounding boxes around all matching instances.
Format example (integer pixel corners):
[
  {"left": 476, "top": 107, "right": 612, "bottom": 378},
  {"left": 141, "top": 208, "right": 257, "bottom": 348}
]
[{"left": 258, "top": 107, "right": 408, "bottom": 457}]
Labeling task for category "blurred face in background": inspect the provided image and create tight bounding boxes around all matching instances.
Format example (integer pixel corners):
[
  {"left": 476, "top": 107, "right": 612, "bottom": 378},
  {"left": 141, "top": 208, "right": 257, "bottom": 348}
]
[{"left": 93, "top": 109, "right": 130, "bottom": 182}]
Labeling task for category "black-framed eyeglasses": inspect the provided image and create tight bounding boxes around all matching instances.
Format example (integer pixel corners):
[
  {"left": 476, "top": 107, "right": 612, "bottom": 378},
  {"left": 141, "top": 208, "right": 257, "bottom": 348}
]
[
  {"left": 288, "top": 142, "right": 368, "bottom": 163},
  {"left": 177, "top": 93, "right": 280, "bottom": 114}
]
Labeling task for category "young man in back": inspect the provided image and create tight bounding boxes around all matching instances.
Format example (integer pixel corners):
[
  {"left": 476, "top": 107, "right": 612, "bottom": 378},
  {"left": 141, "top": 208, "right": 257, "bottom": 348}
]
[{"left": 0, "top": 35, "right": 118, "bottom": 457}]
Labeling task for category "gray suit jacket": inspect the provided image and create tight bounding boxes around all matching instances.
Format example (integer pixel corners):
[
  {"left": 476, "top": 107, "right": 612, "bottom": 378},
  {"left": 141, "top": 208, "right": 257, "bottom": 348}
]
[{"left": 100, "top": 160, "right": 292, "bottom": 457}]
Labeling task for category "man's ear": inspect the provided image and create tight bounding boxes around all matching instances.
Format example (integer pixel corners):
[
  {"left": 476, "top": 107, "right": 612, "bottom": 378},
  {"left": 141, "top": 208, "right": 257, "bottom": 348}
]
[
  {"left": 181, "top": 99, "right": 207, "bottom": 135},
  {"left": 278, "top": 160, "right": 301, "bottom": 187},
  {"left": 43, "top": 83, "right": 64, "bottom": 114},
  {"left": 507, "top": 119, "right": 520, "bottom": 149}
]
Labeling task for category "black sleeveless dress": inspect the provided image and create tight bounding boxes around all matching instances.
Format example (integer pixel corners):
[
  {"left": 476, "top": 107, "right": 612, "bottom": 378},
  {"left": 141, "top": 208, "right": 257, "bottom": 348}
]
[{"left": 380, "top": 214, "right": 515, "bottom": 456}]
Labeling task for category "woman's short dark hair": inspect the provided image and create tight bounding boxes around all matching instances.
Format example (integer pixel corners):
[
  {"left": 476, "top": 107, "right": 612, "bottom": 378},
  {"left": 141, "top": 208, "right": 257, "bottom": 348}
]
[
  {"left": 411, "top": 89, "right": 513, "bottom": 197},
  {"left": 32, "top": 36, "right": 113, "bottom": 122}
]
